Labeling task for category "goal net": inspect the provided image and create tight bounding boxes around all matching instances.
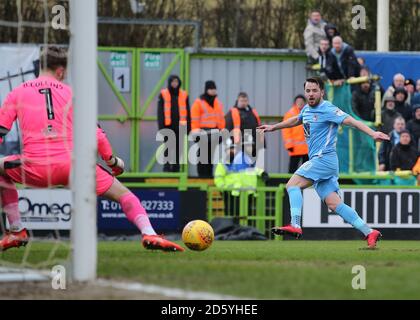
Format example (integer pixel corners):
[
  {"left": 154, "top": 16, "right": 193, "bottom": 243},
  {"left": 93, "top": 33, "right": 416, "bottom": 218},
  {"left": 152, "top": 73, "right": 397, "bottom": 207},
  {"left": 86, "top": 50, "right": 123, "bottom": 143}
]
[{"left": 0, "top": 0, "right": 97, "bottom": 283}]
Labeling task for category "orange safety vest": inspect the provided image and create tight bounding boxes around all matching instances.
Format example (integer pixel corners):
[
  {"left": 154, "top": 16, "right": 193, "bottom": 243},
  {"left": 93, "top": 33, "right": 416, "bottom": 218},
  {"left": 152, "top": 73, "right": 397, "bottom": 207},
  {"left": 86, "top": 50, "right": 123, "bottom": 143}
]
[
  {"left": 161, "top": 88, "right": 188, "bottom": 126},
  {"left": 230, "top": 107, "right": 261, "bottom": 144},
  {"left": 413, "top": 156, "right": 420, "bottom": 175},
  {"left": 191, "top": 97, "right": 225, "bottom": 131},
  {"left": 282, "top": 105, "right": 308, "bottom": 156}
]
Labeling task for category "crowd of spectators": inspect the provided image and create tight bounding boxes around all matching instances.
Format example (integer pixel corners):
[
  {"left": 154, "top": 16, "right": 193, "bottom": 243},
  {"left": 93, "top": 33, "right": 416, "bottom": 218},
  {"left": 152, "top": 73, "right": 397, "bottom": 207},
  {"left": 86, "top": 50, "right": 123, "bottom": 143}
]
[{"left": 304, "top": 9, "right": 420, "bottom": 182}]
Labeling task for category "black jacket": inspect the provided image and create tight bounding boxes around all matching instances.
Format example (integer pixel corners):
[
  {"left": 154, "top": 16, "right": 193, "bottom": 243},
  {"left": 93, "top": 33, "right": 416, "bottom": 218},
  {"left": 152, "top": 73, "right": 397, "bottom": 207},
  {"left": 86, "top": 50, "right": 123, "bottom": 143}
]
[
  {"left": 351, "top": 85, "right": 375, "bottom": 121},
  {"left": 380, "top": 109, "right": 402, "bottom": 134},
  {"left": 157, "top": 75, "right": 191, "bottom": 132},
  {"left": 378, "top": 130, "right": 399, "bottom": 170},
  {"left": 225, "top": 105, "right": 265, "bottom": 151},
  {"left": 326, "top": 43, "right": 360, "bottom": 80},
  {"left": 394, "top": 101, "right": 412, "bottom": 122},
  {"left": 390, "top": 143, "right": 418, "bottom": 171},
  {"left": 379, "top": 131, "right": 416, "bottom": 170},
  {"left": 225, "top": 105, "right": 260, "bottom": 133},
  {"left": 324, "top": 23, "right": 340, "bottom": 45},
  {"left": 323, "top": 50, "right": 342, "bottom": 80},
  {"left": 407, "top": 118, "right": 420, "bottom": 148}
]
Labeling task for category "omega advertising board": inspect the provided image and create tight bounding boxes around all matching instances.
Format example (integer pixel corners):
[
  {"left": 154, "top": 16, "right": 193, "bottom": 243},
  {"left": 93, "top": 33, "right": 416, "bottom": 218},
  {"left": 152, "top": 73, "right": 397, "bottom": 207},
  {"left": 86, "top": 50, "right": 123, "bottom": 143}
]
[{"left": 13, "top": 189, "right": 72, "bottom": 230}]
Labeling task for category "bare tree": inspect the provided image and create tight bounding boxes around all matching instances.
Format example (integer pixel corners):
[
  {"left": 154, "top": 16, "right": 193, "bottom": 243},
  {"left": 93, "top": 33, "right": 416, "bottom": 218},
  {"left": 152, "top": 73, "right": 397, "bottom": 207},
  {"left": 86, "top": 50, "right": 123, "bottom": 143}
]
[{"left": 0, "top": 0, "right": 420, "bottom": 51}]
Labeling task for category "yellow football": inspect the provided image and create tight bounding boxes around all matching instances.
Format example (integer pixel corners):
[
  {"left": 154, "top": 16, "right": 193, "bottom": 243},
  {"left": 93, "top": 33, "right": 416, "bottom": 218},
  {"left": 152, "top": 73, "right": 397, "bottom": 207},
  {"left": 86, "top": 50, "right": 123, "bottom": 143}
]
[{"left": 182, "top": 220, "right": 214, "bottom": 251}]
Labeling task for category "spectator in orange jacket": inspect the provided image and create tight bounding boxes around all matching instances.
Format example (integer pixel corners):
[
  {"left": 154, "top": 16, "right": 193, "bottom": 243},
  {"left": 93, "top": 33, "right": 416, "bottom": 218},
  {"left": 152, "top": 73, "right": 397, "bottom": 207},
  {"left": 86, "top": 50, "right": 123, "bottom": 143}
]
[
  {"left": 191, "top": 80, "right": 225, "bottom": 178},
  {"left": 282, "top": 95, "right": 309, "bottom": 173},
  {"left": 412, "top": 156, "right": 420, "bottom": 185}
]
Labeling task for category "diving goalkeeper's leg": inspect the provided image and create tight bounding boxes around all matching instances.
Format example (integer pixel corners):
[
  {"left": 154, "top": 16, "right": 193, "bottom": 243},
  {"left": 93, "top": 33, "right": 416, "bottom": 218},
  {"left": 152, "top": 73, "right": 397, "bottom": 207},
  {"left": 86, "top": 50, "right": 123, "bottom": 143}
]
[
  {"left": 101, "top": 177, "right": 184, "bottom": 252},
  {"left": 0, "top": 174, "right": 28, "bottom": 252}
]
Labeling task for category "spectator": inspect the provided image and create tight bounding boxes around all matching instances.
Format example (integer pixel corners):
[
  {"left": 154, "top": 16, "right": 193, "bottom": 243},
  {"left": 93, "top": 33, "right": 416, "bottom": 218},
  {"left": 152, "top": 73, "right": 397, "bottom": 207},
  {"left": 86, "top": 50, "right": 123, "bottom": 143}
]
[
  {"left": 357, "top": 57, "right": 366, "bottom": 67},
  {"left": 324, "top": 23, "right": 340, "bottom": 46},
  {"left": 411, "top": 79, "right": 420, "bottom": 106},
  {"left": 412, "top": 156, "right": 420, "bottom": 185},
  {"left": 390, "top": 130, "right": 418, "bottom": 172},
  {"left": 303, "top": 10, "right": 327, "bottom": 65},
  {"left": 191, "top": 80, "right": 225, "bottom": 178},
  {"left": 157, "top": 75, "right": 190, "bottom": 172},
  {"left": 407, "top": 104, "right": 420, "bottom": 148},
  {"left": 282, "top": 95, "right": 309, "bottom": 173},
  {"left": 393, "top": 88, "right": 412, "bottom": 122},
  {"left": 380, "top": 96, "right": 402, "bottom": 134},
  {"left": 352, "top": 75, "right": 375, "bottom": 121},
  {"left": 317, "top": 38, "right": 331, "bottom": 80},
  {"left": 326, "top": 36, "right": 360, "bottom": 82},
  {"left": 359, "top": 66, "right": 384, "bottom": 96},
  {"left": 378, "top": 116, "right": 406, "bottom": 171},
  {"left": 404, "top": 78, "right": 415, "bottom": 105},
  {"left": 359, "top": 66, "right": 370, "bottom": 78},
  {"left": 383, "top": 73, "right": 405, "bottom": 104},
  {"left": 225, "top": 92, "right": 262, "bottom": 159},
  {"left": 318, "top": 39, "right": 341, "bottom": 82}
]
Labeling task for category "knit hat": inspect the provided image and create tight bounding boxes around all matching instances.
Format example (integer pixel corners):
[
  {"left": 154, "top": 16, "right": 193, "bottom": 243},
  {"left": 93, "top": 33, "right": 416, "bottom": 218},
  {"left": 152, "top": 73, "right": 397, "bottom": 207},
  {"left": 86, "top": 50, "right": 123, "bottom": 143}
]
[
  {"left": 405, "top": 78, "right": 415, "bottom": 87},
  {"left": 294, "top": 94, "right": 306, "bottom": 103},
  {"left": 399, "top": 129, "right": 411, "bottom": 136},
  {"left": 412, "top": 104, "right": 420, "bottom": 111},
  {"left": 205, "top": 80, "right": 217, "bottom": 91},
  {"left": 393, "top": 87, "right": 408, "bottom": 100},
  {"left": 383, "top": 95, "right": 396, "bottom": 103}
]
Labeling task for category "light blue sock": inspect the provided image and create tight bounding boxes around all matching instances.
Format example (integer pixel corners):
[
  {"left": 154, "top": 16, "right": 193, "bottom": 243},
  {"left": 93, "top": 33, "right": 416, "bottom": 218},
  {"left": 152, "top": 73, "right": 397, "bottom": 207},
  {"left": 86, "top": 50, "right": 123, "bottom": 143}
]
[
  {"left": 335, "top": 203, "right": 372, "bottom": 236},
  {"left": 287, "top": 186, "right": 302, "bottom": 228}
]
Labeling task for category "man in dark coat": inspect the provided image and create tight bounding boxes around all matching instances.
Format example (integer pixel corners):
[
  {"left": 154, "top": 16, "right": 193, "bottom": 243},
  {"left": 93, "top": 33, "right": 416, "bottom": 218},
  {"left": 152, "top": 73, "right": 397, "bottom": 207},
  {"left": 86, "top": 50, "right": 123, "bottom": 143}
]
[{"left": 157, "top": 75, "right": 191, "bottom": 172}]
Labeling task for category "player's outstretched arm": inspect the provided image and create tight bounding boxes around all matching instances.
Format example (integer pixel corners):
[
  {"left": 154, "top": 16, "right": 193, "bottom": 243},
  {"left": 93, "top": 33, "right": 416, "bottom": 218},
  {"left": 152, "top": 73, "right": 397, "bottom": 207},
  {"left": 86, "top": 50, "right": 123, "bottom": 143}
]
[
  {"left": 342, "top": 116, "right": 390, "bottom": 142},
  {"left": 97, "top": 125, "right": 125, "bottom": 176},
  {"left": 257, "top": 115, "right": 302, "bottom": 133}
]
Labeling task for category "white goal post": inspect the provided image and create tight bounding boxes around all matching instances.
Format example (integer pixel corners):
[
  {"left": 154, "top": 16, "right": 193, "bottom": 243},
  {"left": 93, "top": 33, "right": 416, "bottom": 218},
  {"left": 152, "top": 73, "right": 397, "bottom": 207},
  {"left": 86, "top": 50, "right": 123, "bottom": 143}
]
[{"left": 70, "top": 0, "right": 98, "bottom": 281}]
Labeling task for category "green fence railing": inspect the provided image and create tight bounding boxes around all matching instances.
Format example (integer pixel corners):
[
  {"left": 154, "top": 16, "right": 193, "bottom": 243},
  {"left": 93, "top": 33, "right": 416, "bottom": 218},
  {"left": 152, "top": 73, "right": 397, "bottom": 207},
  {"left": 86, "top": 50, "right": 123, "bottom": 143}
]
[{"left": 207, "top": 185, "right": 286, "bottom": 240}]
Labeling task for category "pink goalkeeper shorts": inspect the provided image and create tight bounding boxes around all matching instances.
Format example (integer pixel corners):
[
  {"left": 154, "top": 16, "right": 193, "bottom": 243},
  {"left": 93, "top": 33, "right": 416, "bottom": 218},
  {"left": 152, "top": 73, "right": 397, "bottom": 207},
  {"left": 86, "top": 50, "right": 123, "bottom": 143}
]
[{"left": 2, "top": 155, "right": 114, "bottom": 196}]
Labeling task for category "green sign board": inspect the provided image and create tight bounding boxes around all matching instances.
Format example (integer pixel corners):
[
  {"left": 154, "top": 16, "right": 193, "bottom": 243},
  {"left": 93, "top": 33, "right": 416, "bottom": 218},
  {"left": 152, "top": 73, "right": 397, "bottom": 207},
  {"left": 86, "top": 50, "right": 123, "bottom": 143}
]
[
  {"left": 144, "top": 53, "right": 161, "bottom": 69},
  {"left": 110, "top": 52, "right": 128, "bottom": 67}
]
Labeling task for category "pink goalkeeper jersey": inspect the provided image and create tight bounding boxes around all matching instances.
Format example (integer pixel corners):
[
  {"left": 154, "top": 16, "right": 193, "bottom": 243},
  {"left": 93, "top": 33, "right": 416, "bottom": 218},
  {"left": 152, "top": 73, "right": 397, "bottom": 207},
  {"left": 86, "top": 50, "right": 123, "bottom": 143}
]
[{"left": 0, "top": 74, "right": 112, "bottom": 164}]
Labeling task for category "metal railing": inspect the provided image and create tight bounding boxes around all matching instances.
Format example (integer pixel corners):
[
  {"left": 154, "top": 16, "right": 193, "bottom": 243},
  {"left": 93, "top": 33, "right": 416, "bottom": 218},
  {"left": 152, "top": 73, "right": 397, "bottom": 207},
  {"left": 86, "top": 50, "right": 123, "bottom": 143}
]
[{"left": 207, "top": 185, "right": 285, "bottom": 240}]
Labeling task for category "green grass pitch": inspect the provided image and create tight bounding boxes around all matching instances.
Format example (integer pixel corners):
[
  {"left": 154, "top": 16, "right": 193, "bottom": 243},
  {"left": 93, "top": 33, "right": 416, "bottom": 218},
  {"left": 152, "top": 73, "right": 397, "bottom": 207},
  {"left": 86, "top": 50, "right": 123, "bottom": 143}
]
[{"left": 1, "top": 240, "right": 420, "bottom": 299}]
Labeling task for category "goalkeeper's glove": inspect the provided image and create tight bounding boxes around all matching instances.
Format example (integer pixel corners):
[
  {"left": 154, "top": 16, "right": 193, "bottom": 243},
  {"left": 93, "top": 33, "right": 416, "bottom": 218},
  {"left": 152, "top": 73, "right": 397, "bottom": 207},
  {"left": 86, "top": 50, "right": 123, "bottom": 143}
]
[{"left": 106, "top": 156, "right": 125, "bottom": 176}]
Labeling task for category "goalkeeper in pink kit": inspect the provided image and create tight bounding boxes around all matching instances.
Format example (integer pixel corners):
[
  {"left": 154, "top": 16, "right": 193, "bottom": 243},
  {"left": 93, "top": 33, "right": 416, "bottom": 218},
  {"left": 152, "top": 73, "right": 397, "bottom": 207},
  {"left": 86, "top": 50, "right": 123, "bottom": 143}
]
[{"left": 0, "top": 47, "right": 184, "bottom": 252}]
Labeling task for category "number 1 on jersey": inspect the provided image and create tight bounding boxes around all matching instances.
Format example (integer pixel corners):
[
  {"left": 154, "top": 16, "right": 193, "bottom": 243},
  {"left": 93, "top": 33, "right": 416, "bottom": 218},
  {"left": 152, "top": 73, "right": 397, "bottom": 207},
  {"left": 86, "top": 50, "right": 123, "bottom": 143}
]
[{"left": 39, "top": 88, "right": 55, "bottom": 120}]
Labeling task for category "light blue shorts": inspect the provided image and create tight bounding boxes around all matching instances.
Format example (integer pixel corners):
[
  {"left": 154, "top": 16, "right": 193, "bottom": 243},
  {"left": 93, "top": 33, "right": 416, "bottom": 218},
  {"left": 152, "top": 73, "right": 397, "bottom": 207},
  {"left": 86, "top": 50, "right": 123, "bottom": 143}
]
[{"left": 295, "top": 152, "right": 340, "bottom": 201}]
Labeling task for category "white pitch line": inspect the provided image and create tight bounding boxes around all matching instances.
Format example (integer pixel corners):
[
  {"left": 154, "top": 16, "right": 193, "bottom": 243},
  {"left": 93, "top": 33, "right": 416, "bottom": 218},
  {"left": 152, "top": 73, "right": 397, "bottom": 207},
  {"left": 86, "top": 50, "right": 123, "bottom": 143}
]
[
  {"left": 96, "top": 279, "right": 250, "bottom": 300},
  {"left": 0, "top": 267, "right": 49, "bottom": 283}
]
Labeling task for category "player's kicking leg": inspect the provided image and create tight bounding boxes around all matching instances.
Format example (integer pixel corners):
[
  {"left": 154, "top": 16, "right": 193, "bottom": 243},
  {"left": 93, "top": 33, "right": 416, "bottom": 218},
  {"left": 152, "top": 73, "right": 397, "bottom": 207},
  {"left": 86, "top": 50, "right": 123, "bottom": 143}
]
[
  {"left": 101, "top": 177, "right": 184, "bottom": 252},
  {"left": 0, "top": 157, "right": 29, "bottom": 252},
  {"left": 271, "top": 174, "right": 312, "bottom": 239},
  {"left": 324, "top": 192, "right": 381, "bottom": 249}
]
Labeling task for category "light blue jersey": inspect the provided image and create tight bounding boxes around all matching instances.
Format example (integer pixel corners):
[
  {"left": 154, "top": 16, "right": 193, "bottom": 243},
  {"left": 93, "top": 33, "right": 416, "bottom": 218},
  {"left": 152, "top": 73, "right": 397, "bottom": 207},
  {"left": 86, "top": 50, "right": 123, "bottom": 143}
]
[
  {"left": 295, "top": 99, "right": 349, "bottom": 200},
  {"left": 298, "top": 100, "right": 349, "bottom": 159}
]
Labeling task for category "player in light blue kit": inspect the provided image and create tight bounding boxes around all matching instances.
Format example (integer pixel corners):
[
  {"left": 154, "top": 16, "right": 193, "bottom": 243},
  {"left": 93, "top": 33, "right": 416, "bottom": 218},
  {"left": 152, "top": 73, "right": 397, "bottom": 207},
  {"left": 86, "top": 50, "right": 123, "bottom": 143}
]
[{"left": 258, "top": 77, "right": 390, "bottom": 248}]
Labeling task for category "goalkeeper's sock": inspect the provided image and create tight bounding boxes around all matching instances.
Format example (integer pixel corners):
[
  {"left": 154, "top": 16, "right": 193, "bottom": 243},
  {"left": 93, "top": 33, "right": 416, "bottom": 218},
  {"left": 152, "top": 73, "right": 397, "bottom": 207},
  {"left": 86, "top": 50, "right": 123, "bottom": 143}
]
[
  {"left": 119, "top": 192, "right": 157, "bottom": 236},
  {"left": 287, "top": 186, "right": 302, "bottom": 228},
  {"left": 0, "top": 177, "right": 23, "bottom": 232},
  {"left": 335, "top": 202, "right": 372, "bottom": 237}
]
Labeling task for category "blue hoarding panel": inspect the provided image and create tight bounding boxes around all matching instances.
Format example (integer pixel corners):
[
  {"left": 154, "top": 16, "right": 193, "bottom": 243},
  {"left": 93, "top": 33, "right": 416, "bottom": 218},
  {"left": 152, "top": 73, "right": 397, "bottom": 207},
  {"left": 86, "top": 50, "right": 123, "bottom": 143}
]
[{"left": 97, "top": 189, "right": 180, "bottom": 232}]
